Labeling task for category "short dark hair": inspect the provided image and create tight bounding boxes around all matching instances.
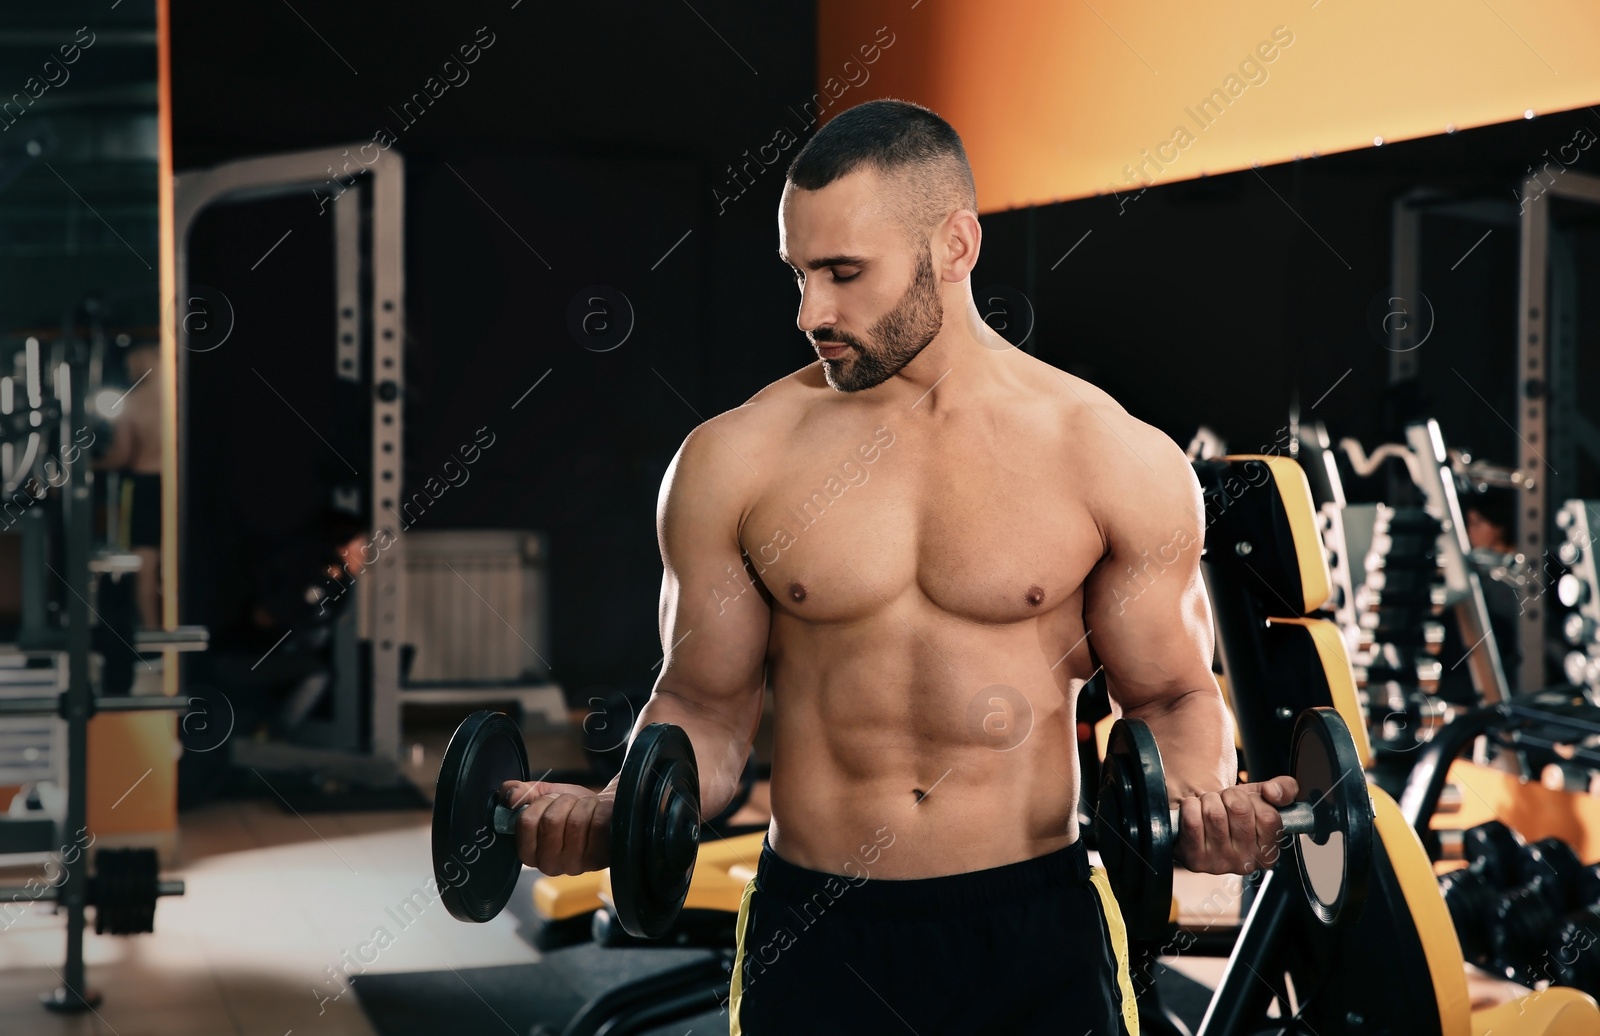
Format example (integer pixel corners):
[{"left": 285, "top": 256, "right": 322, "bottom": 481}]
[{"left": 786, "top": 98, "right": 977, "bottom": 240}]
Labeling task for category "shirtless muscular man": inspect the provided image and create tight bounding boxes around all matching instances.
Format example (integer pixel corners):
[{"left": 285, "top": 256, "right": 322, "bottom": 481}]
[{"left": 503, "top": 98, "right": 1298, "bottom": 1035}]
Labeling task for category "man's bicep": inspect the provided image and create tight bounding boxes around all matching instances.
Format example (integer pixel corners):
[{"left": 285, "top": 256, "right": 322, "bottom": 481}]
[
  {"left": 1084, "top": 548, "right": 1214, "bottom": 714},
  {"left": 1082, "top": 442, "right": 1215, "bottom": 715},
  {"left": 653, "top": 431, "right": 769, "bottom": 709}
]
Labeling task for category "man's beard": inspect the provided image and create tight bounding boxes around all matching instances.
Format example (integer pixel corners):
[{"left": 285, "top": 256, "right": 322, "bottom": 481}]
[{"left": 812, "top": 249, "right": 944, "bottom": 393}]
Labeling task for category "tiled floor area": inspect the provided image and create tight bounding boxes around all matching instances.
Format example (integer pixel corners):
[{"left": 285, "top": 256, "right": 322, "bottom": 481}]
[
  {"left": 0, "top": 717, "right": 579, "bottom": 1036},
  {"left": 0, "top": 798, "right": 526, "bottom": 1035}
]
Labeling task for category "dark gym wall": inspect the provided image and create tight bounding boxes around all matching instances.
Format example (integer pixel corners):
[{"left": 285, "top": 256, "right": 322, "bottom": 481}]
[
  {"left": 0, "top": 6, "right": 160, "bottom": 332},
  {"left": 975, "top": 108, "right": 1600, "bottom": 499},
  {"left": 171, "top": 2, "right": 816, "bottom": 694}
]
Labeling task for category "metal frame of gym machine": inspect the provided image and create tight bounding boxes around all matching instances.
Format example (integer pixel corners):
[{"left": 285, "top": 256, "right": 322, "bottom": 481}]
[
  {"left": 1391, "top": 171, "right": 1600, "bottom": 694},
  {"left": 0, "top": 307, "right": 198, "bottom": 1011},
  {"left": 175, "top": 144, "right": 409, "bottom": 783},
  {"left": 173, "top": 144, "right": 565, "bottom": 780},
  {"left": 1381, "top": 173, "right": 1600, "bottom": 847},
  {"left": 1335, "top": 417, "right": 1512, "bottom": 706}
]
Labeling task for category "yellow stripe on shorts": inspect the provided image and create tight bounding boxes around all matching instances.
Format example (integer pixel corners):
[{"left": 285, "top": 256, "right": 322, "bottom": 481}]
[
  {"left": 1088, "top": 865, "right": 1141, "bottom": 1036},
  {"left": 728, "top": 874, "right": 757, "bottom": 1036}
]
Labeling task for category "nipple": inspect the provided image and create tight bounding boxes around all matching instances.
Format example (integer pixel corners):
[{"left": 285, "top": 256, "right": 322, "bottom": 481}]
[
  {"left": 789, "top": 582, "right": 808, "bottom": 603},
  {"left": 1025, "top": 584, "right": 1046, "bottom": 607}
]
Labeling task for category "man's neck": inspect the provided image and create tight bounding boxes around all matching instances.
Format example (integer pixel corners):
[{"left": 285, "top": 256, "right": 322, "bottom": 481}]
[{"left": 873, "top": 305, "right": 1017, "bottom": 415}]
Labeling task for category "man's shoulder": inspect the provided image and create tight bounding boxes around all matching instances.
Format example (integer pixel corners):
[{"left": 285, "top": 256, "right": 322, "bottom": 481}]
[
  {"left": 1019, "top": 358, "right": 1180, "bottom": 474},
  {"left": 669, "top": 362, "right": 825, "bottom": 487},
  {"left": 738, "top": 361, "right": 830, "bottom": 420},
  {"left": 1022, "top": 358, "right": 1196, "bottom": 521}
]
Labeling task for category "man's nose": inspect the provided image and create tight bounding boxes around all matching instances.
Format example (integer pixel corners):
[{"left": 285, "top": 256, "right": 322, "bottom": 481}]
[{"left": 796, "top": 285, "right": 834, "bottom": 334}]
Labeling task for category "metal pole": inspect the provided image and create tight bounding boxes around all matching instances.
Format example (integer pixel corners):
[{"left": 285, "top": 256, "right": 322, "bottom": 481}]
[
  {"left": 1516, "top": 179, "right": 1549, "bottom": 694},
  {"left": 1195, "top": 868, "right": 1292, "bottom": 1036},
  {"left": 0, "top": 880, "right": 185, "bottom": 902},
  {"left": 1405, "top": 421, "right": 1509, "bottom": 704},
  {"left": 0, "top": 695, "right": 192, "bottom": 716},
  {"left": 44, "top": 335, "right": 99, "bottom": 1013},
  {"left": 369, "top": 150, "right": 407, "bottom": 765}
]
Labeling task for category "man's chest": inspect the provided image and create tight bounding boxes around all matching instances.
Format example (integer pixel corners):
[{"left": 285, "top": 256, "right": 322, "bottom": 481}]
[{"left": 737, "top": 421, "right": 1104, "bottom": 624}]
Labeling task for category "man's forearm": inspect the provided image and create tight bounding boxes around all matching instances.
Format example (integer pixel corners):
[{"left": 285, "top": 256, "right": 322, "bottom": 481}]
[
  {"left": 623, "top": 688, "right": 757, "bottom": 819},
  {"left": 1121, "top": 684, "right": 1234, "bottom": 806}
]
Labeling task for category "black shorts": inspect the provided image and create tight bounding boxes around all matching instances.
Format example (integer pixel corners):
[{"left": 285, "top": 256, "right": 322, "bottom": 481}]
[
  {"left": 730, "top": 837, "right": 1137, "bottom": 1035},
  {"left": 121, "top": 472, "right": 160, "bottom": 548}
]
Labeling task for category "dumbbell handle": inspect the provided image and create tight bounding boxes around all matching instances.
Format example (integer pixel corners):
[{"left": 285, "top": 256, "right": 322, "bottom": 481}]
[
  {"left": 1166, "top": 801, "right": 1317, "bottom": 836},
  {"left": 493, "top": 802, "right": 527, "bottom": 836}
]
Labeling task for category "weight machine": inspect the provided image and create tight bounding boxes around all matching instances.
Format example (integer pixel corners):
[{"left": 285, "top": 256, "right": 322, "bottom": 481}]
[
  {"left": 173, "top": 143, "right": 565, "bottom": 795},
  {"left": 0, "top": 298, "right": 205, "bottom": 1012},
  {"left": 1390, "top": 174, "right": 1600, "bottom": 693},
  {"left": 1189, "top": 452, "right": 1599, "bottom": 1034}
]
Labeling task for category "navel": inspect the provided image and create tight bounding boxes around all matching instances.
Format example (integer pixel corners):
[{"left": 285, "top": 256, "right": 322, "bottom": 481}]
[
  {"left": 912, "top": 788, "right": 927, "bottom": 803},
  {"left": 1025, "top": 584, "right": 1046, "bottom": 607},
  {"left": 788, "top": 581, "right": 808, "bottom": 603}
]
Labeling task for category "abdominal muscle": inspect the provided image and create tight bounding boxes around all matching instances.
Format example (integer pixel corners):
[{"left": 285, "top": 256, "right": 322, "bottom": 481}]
[{"left": 762, "top": 608, "right": 1088, "bottom": 879}]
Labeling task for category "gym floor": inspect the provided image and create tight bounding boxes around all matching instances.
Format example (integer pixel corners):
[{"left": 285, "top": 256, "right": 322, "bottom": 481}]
[
  {"left": 0, "top": 713, "right": 1536, "bottom": 1036},
  {"left": 1, "top": 714, "right": 747, "bottom": 1036}
]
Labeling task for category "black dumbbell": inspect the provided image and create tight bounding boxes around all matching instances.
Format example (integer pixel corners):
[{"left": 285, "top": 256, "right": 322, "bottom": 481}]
[
  {"left": 1461, "top": 820, "right": 1525, "bottom": 887},
  {"left": 1487, "top": 836, "right": 1589, "bottom": 980},
  {"left": 1095, "top": 706, "right": 1374, "bottom": 941},
  {"left": 1493, "top": 884, "right": 1557, "bottom": 978},
  {"left": 1578, "top": 862, "right": 1600, "bottom": 910},
  {"left": 1541, "top": 904, "right": 1600, "bottom": 996},
  {"left": 1378, "top": 508, "right": 1443, "bottom": 534},
  {"left": 1364, "top": 567, "right": 1438, "bottom": 601},
  {"left": 1365, "top": 535, "right": 1440, "bottom": 570},
  {"left": 1517, "top": 837, "right": 1587, "bottom": 912},
  {"left": 1437, "top": 867, "right": 1498, "bottom": 966},
  {"left": 1432, "top": 819, "right": 1533, "bottom": 964},
  {"left": 432, "top": 711, "right": 701, "bottom": 939}
]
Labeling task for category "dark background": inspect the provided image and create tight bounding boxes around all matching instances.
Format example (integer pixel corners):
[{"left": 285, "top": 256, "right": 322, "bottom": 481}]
[
  {"left": 168, "top": 1, "right": 1600, "bottom": 697},
  {"left": 0, "top": 8, "right": 161, "bottom": 332}
]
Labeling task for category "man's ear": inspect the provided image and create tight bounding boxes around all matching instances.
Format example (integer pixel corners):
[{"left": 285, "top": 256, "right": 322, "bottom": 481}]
[{"left": 938, "top": 209, "right": 982, "bottom": 281}]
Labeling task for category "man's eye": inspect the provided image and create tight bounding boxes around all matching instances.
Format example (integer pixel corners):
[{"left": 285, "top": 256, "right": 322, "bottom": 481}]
[{"left": 832, "top": 271, "right": 858, "bottom": 283}]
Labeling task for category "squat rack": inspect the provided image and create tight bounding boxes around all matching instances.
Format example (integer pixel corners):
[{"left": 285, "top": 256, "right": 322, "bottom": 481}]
[{"left": 1389, "top": 170, "right": 1600, "bottom": 692}]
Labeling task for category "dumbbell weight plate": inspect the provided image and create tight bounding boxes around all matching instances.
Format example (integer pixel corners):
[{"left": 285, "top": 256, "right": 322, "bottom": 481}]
[
  {"left": 610, "top": 722, "right": 702, "bottom": 939},
  {"left": 1494, "top": 884, "right": 1556, "bottom": 977},
  {"left": 1462, "top": 820, "right": 1524, "bottom": 887},
  {"left": 1437, "top": 867, "right": 1497, "bottom": 964},
  {"left": 1518, "top": 837, "right": 1585, "bottom": 912},
  {"left": 432, "top": 710, "right": 529, "bottom": 923},
  {"left": 92, "top": 847, "right": 160, "bottom": 935},
  {"left": 1288, "top": 708, "right": 1374, "bottom": 927},
  {"left": 1094, "top": 719, "right": 1174, "bottom": 941}
]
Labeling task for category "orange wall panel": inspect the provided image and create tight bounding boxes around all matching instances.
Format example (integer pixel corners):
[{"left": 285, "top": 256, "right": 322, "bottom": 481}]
[
  {"left": 1435, "top": 759, "right": 1600, "bottom": 865},
  {"left": 818, "top": 1, "right": 1600, "bottom": 212},
  {"left": 87, "top": 711, "right": 178, "bottom": 837}
]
